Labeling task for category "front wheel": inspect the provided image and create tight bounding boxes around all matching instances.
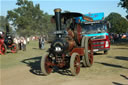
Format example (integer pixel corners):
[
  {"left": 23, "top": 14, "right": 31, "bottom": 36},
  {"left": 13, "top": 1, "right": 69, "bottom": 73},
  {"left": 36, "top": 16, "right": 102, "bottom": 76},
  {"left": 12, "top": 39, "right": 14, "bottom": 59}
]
[
  {"left": 41, "top": 53, "right": 52, "bottom": 76},
  {"left": 70, "top": 53, "right": 80, "bottom": 76},
  {"left": 11, "top": 44, "right": 18, "bottom": 53}
]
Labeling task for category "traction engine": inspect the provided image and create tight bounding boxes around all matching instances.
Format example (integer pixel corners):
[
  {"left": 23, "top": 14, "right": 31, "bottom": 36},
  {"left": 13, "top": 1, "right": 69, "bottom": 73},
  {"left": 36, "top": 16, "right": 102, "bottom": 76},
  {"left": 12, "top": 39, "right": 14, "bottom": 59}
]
[
  {"left": 0, "top": 24, "right": 17, "bottom": 55},
  {"left": 41, "top": 8, "right": 94, "bottom": 76}
]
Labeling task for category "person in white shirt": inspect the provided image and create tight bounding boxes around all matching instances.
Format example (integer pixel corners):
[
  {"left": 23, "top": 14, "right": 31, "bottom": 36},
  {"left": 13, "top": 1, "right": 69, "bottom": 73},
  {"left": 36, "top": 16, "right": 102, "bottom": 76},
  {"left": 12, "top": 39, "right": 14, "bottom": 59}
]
[
  {"left": 27, "top": 37, "right": 30, "bottom": 44},
  {"left": 14, "top": 37, "right": 18, "bottom": 44},
  {"left": 23, "top": 38, "right": 26, "bottom": 51},
  {"left": 19, "top": 37, "right": 26, "bottom": 51}
]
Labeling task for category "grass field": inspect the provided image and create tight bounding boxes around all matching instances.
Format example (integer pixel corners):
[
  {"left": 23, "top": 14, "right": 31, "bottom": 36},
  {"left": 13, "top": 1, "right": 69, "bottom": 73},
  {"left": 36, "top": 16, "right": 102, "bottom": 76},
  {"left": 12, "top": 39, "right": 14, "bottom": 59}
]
[
  {"left": 0, "top": 41, "right": 50, "bottom": 69},
  {"left": 0, "top": 40, "right": 128, "bottom": 85},
  {"left": 0, "top": 40, "right": 128, "bottom": 71}
]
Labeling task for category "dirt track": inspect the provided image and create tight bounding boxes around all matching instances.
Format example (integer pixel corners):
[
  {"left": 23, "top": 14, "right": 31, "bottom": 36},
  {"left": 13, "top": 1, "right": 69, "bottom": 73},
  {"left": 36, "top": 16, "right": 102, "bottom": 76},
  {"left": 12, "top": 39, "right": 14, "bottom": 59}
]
[{"left": 1, "top": 43, "right": 128, "bottom": 85}]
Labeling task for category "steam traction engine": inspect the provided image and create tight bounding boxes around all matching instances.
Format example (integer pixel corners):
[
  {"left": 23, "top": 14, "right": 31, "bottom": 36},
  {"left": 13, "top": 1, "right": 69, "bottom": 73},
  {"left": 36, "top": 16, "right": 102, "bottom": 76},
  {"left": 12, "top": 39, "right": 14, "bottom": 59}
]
[
  {"left": 41, "top": 9, "right": 94, "bottom": 76},
  {"left": 0, "top": 24, "right": 17, "bottom": 55}
]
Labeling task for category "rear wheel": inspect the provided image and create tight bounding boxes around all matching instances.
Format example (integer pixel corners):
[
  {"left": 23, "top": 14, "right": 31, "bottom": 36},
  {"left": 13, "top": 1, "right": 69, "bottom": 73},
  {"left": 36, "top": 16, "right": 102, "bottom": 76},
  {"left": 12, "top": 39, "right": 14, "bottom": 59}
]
[
  {"left": 0, "top": 44, "right": 7, "bottom": 55},
  {"left": 70, "top": 53, "right": 80, "bottom": 76},
  {"left": 82, "top": 37, "right": 93, "bottom": 67},
  {"left": 41, "top": 53, "right": 52, "bottom": 76},
  {"left": 81, "top": 37, "right": 86, "bottom": 67}
]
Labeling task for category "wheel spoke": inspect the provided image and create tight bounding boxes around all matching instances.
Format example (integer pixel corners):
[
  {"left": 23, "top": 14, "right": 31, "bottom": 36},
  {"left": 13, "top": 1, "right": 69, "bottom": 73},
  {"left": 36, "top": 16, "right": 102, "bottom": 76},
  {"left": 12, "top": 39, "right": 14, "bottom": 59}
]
[
  {"left": 88, "top": 43, "right": 93, "bottom": 65},
  {"left": 74, "top": 55, "right": 80, "bottom": 74},
  {"left": 70, "top": 53, "right": 80, "bottom": 76},
  {"left": 45, "top": 56, "right": 52, "bottom": 74},
  {"left": 11, "top": 45, "right": 17, "bottom": 53}
]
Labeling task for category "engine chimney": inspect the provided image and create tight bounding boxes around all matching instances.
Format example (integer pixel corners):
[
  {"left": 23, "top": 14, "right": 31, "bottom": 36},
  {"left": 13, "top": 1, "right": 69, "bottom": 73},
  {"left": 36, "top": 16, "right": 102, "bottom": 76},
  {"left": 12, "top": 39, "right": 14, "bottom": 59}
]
[
  {"left": 54, "top": 8, "right": 62, "bottom": 31},
  {"left": 6, "top": 23, "right": 9, "bottom": 33}
]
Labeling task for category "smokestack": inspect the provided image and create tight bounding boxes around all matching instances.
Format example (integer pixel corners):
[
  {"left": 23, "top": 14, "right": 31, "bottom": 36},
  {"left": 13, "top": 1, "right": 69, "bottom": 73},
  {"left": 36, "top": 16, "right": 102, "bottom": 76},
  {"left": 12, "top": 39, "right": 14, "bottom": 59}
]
[
  {"left": 6, "top": 23, "right": 9, "bottom": 33},
  {"left": 54, "top": 8, "right": 61, "bottom": 31}
]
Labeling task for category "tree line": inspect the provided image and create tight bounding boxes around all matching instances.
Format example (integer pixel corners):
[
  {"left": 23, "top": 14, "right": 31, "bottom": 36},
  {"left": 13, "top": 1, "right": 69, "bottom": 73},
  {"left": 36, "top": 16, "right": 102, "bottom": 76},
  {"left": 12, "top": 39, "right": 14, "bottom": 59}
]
[{"left": 0, "top": 0, "right": 128, "bottom": 36}]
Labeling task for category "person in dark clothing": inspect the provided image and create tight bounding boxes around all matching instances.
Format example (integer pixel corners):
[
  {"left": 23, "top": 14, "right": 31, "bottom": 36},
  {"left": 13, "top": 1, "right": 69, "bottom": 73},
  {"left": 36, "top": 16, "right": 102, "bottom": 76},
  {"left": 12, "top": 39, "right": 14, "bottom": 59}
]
[{"left": 39, "top": 36, "right": 45, "bottom": 49}]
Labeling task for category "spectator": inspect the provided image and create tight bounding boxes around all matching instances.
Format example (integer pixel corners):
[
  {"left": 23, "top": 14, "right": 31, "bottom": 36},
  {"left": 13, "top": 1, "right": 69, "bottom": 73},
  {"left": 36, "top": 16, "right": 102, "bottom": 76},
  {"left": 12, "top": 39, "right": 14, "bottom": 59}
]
[
  {"left": 14, "top": 37, "right": 18, "bottom": 45},
  {"left": 39, "top": 36, "right": 45, "bottom": 49},
  {"left": 41, "top": 37, "right": 45, "bottom": 49},
  {"left": 19, "top": 37, "right": 26, "bottom": 51},
  {"left": 23, "top": 38, "right": 27, "bottom": 51},
  {"left": 27, "top": 37, "right": 30, "bottom": 44}
]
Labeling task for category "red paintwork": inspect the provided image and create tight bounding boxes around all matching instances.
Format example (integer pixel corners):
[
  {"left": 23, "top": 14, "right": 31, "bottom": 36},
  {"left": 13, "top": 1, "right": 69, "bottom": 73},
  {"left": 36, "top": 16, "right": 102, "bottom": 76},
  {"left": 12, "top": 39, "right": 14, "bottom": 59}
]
[
  {"left": 88, "top": 39, "right": 93, "bottom": 64},
  {"left": 0, "top": 35, "right": 17, "bottom": 54},
  {"left": 56, "top": 54, "right": 66, "bottom": 68},
  {"left": 67, "top": 40, "right": 76, "bottom": 51},
  {"left": 70, "top": 38, "right": 93, "bottom": 65},
  {"left": 77, "top": 24, "right": 82, "bottom": 44},
  {"left": 8, "top": 45, "right": 12, "bottom": 48},
  {"left": 93, "top": 44, "right": 104, "bottom": 47},
  {"left": 0, "top": 34, "right": 6, "bottom": 55},
  {"left": 46, "top": 59, "right": 65, "bottom": 68},
  {"left": 45, "top": 55, "right": 52, "bottom": 74},
  {"left": 11, "top": 44, "right": 17, "bottom": 53},
  {"left": 0, "top": 44, "right": 5, "bottom": 55},
  {"left": 74, "top": 54, "right": 80, "bottom": 74},
  {"left": 70, "top": 48, "right": 84, "bottom": 56},
  {"left": 105, "top": 35, "right": 110, "bottom": 48},
  {"left": 92, "top": 35, "right": 110, "bottom": 50},
  {"left": 45, "top": 54, "right": 66, "bottom": 68}
]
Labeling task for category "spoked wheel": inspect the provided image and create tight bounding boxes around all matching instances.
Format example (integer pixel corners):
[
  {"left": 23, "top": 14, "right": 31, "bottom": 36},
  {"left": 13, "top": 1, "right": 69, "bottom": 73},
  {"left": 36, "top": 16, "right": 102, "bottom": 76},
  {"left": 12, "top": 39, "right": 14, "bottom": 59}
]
[
  {"left": 0, "top": 44, "right": 7, "bottom": 55},
  {"left": 11, "top": 44, "right": 18, "bottom": 53},
  {"left": 82, "top": 36, "right": 93, "bottom": 67},
  {"left": 41, "top": 53, "right": 52, "bottom": 76},
  {"left": 70, "top": 53, "right": 80, "bottom": 76}
]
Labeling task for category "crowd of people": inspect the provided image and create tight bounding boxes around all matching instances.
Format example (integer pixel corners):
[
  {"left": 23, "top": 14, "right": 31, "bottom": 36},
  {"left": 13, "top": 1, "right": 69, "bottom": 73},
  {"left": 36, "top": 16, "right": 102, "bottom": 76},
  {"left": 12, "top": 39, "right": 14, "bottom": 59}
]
[
  {"left": 13, "top": 35, "right": 47, "bottom": 51},
  {"left": 13, "top": 33, "right": 127, "bottom": 51},
  {"left": 13, "top": 37, "right": 29, "bottom": 51},
  {"left": 109, "top": 33, "right": 128, "bottom": 43}
]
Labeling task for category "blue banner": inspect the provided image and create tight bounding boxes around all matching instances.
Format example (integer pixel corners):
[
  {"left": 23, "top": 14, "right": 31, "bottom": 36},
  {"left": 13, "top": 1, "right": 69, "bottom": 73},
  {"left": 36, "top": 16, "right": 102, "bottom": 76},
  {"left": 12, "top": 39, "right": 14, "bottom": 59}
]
[{"left": 76, "top": 12, "right": 104, "bottom": 23}]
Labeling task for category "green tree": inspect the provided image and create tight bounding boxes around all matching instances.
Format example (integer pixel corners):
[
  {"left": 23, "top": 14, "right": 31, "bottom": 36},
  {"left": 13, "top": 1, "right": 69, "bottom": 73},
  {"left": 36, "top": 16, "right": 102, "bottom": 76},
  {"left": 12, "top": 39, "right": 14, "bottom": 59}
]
[
  {"left": 105, "top": 12, "right": 128, "bottom": 33},
  {"left": 0, "top": 16, "right": 13, "bottom": 33},
  {"left": 119, "top": 0, "right": 128, "bottom": 19},
  {"left": 0, "top": 16, "right": 8, "bottom": 31},
  {"left": 7, "top": 0, "right": 47, "bottom": 36}
]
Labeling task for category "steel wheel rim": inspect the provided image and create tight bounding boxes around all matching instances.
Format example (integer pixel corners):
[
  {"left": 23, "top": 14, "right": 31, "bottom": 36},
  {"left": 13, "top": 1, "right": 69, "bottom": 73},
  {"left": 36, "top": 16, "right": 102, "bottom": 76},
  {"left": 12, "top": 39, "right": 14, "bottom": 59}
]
[
  {"left": 11, "top": 45, "right": 16, "bottom": 53},
  {"left": 45, "top": 55, "right": 52, "bottom": 74},
  {"left": 74, "top": 55, "right": 80, "bottom": 74},
  {"left": 1, "top": 45, "right": 5, "bottom": 54}
]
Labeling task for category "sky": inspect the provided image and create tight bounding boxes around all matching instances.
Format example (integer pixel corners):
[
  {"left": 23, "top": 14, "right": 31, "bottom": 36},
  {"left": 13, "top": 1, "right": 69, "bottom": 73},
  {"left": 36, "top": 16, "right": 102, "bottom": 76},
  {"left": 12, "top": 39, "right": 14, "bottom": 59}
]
[{"left": 0, "top": 0, "right": 127, "bottom": 18}]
